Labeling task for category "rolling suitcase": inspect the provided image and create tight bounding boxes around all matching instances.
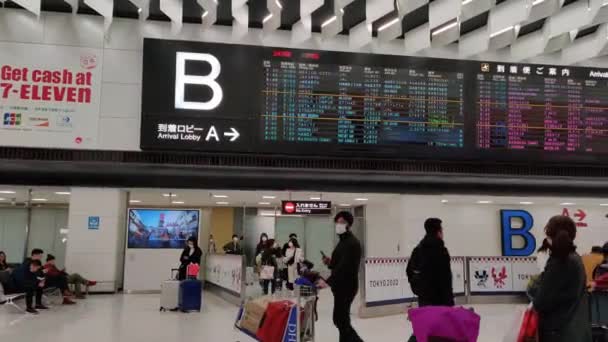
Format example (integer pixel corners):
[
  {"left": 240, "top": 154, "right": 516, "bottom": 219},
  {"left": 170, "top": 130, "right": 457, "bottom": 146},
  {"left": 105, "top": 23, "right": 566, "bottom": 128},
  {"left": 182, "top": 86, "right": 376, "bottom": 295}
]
[
  {"left": 179, "top": 279, "right": 202, "bottom": 312},
  {"left": 160, "top": 269, "right": 180, "bottom": 312}
]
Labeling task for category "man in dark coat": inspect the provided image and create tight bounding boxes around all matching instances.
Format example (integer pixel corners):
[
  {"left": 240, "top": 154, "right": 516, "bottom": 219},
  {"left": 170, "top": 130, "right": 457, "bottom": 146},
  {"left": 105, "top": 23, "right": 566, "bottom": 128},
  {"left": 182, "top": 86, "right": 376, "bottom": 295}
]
[
  {"left": 323, "top": 211, "right": 363, "bottom": 342},
  {"left": 406, "top": 218, "right": 454, "bottom": 342},
  {"left": 9, "top": 248, "right": 48, "bottom": 314},
  {"left": 407, "top": 218, "right": 454, "bottom": 307}
]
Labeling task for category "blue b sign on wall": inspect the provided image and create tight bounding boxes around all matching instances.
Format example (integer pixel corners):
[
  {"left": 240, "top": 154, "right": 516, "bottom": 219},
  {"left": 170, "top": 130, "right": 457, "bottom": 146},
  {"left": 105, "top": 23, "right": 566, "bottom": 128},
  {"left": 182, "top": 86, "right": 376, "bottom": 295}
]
[
  {"left": 500, "top": 210, "right": 536, "bottom": 256},
  {"left": 88, "top": 216, "right": 100, "bottom": 230}
]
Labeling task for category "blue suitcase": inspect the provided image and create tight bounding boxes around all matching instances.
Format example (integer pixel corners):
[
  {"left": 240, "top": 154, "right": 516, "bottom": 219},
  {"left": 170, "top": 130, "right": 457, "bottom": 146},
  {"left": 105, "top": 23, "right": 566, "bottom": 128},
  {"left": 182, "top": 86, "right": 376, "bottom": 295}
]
[{"left": 179, "top": 279, "right": 202, "bottom": 312}]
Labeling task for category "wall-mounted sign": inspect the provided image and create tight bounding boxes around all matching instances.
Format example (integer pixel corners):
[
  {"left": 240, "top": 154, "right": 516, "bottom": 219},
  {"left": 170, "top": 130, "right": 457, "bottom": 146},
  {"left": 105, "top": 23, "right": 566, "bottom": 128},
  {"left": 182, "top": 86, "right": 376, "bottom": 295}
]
[
  {"left": 562, "top": 208, "right": 588, "bottom": 228},
  {"left": 88, "top": 216, "right": 100, "bottom": 230},
  {"left": 500, "top": 209, "right": 536, "bottom": 257},
  {"left": 0, "top": 42, "right": 102, "bottom": 149},
  {"left": 281, "top": 201, "right": 332, "bottom": 215}
]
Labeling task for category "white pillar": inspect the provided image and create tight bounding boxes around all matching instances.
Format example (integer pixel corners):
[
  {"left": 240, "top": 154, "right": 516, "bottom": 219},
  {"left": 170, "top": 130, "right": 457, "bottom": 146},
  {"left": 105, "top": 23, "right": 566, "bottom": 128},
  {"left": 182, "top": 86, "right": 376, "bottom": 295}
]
[{"left": 65, "top": 188, "right": 127, "bottom": 292}]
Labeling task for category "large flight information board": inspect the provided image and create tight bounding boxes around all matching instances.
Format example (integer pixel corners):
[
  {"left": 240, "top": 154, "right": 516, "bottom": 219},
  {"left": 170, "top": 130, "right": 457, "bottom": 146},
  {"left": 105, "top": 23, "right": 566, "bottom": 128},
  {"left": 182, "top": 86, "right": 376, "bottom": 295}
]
[
  {"left": 261, "top": 60, "right": 465, "bottom": 148},
  {"left": 476, "top": 63, "right": 608, "bottom": 154},
  {"left": 140, "top": 39, "right": 608, "bottom": 164}
]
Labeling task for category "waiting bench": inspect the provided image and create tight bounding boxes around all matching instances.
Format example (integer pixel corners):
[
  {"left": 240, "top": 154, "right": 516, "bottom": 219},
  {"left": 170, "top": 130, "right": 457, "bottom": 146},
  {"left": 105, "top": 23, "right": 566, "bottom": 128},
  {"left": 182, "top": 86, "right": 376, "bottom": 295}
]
[{"left": 0, "top": 282, "right": 26, "bottom": 313}]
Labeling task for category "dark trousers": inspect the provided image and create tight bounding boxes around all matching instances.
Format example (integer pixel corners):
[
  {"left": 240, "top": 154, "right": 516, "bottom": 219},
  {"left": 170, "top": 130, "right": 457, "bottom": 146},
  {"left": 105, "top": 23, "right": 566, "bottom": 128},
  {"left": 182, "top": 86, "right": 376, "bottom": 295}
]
[
  {"left": 46, "top": 275, "right": 69, "bottom": 292},
  {"left": 333, "top": 289, "right": 363, "bottom": 342},
  {"left": 262, "top": 279, "right": 276, "bottom": 295},
  {"left": 25, "top": 286, "right": 43, "bottom": 309}
]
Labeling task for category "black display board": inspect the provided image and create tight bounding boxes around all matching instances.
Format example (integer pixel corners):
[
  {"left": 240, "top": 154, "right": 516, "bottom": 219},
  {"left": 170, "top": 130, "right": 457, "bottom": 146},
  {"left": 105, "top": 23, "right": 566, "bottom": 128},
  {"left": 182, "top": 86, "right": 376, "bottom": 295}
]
[{"left": 141, "top": 38, "right": 608, "bottom": 164}]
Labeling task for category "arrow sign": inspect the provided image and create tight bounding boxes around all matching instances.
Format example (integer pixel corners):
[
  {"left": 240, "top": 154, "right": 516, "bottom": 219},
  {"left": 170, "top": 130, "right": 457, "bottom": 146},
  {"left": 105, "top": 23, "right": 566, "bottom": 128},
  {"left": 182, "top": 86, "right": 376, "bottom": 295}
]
[
  {"left": 574, "top": 209, "right": 586, "bottom": 221},
  {"left": 574, "top": 209, "right": 588, "bottom": 227},
  {"left": 223, "top": 127, "right": 240, "bottom": 142}
]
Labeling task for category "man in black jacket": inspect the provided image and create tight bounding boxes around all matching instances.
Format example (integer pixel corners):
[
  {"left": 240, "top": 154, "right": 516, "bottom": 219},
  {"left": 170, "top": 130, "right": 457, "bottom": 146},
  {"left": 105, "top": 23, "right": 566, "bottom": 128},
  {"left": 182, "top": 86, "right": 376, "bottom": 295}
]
[
  {"left": 9, "top": 249, "right": 48, "bottom": 314},
  {"left": 406, "top": 218, "right": 454, "bottom": 342},
  {"left": 323, "top": 211, "right": 363, "bottom": 342}
]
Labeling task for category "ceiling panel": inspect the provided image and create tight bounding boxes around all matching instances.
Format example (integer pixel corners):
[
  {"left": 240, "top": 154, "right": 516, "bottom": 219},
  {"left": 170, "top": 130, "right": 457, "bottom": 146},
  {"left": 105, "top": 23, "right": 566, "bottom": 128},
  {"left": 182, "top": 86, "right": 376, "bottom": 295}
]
[{"left": 4, "top": 0, "right": 608, "bottom": 66}]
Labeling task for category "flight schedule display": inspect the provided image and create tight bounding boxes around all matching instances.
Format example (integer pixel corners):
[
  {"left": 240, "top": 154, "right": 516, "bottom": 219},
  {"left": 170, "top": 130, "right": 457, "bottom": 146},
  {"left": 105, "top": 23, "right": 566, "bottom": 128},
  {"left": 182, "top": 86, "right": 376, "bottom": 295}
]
[
  {"left": 140, "top": 39, "right": 608, "bottom": 164},
  {"left": 476, "top": 63, "right": 608, "bottom": 154},
  {"left": 261, "top": 59, "right": 465, "bottom": 149}
]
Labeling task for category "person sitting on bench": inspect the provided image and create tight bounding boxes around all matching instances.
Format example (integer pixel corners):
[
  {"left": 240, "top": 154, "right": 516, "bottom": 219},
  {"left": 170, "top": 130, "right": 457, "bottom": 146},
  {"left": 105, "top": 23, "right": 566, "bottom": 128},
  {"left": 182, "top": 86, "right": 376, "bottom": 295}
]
[
  {"left": 9, "top": 253, "right": 47, "bottom": 314},
  {"left": 42, "top": 254, "right": 76, "bottom": 305},
  {"left": 44, "top": 254, "right": 96, "bottom": 299}
]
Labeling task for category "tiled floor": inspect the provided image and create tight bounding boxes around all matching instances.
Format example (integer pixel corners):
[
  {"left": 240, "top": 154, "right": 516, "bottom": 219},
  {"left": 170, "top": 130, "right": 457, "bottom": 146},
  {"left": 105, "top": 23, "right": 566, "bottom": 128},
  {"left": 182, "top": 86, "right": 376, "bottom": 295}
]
[{"left": 0, "top": 291, "right": 522, "bottom": 341}]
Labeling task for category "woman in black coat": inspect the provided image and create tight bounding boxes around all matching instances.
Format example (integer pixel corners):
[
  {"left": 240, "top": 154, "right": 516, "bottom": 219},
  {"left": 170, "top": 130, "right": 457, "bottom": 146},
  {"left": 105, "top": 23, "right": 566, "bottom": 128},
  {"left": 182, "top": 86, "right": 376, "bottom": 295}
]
[
  {"left": 178, "top": 236, "right": 202, "bottom": 280},
  {"left": 533, "top": 215, "right": 592, "bottom": 342}
]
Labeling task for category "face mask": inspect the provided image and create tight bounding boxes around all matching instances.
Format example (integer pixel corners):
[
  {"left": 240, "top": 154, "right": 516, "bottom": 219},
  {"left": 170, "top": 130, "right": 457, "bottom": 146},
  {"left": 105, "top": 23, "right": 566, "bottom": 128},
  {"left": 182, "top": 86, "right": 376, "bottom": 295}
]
[
  {"left": 335, "top": 223, "right": 347, "bottom": 235},
  {"left": 209, "top": 239, "right": 214, "bottom": 243},
  {"left": 547, "top": 237, "right": 553, "bottom": 246},
  {"left": 288, "top": 242, "right": 294, "bottom": 248},
  {"left": 188, "top": 244, "right": 194, "bottom": 248},
  {"left": 262, "top": 237, "right": 267, "bottom": 242},
  {"left": 233, "top": 238, "right": 239, "bottom": 242}
]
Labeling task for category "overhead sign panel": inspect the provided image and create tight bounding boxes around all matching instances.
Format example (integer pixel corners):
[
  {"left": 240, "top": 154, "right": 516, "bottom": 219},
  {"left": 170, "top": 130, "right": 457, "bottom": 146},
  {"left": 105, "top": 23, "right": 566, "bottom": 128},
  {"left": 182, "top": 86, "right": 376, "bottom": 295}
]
[
  {"left": 141, "top": 38, "right": 608, "bottom": 164},
  {"left": 281, "top": 201, "right": 332, "bottom": 215}
]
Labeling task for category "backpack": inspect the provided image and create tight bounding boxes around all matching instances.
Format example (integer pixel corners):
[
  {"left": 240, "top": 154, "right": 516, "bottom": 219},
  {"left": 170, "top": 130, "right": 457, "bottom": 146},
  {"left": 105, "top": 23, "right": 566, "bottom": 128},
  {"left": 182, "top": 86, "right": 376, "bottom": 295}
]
[{"left": 407, "top": 246, "right": 425, "bottom": 296}]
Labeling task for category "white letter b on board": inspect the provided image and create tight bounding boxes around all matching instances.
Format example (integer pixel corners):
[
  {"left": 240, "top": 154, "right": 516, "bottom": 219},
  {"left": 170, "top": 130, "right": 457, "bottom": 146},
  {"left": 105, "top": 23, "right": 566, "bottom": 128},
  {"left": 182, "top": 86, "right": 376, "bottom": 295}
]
[{"left": 175, "top": 52, "right": 223, "bottom": 110}]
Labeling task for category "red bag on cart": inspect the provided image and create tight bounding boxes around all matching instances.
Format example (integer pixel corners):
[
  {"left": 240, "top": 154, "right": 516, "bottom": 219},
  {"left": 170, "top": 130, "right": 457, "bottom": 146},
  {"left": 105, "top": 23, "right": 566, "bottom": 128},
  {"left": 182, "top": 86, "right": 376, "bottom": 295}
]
[{"left": 257, "top": 300, "right": 294, "bottom": 342}]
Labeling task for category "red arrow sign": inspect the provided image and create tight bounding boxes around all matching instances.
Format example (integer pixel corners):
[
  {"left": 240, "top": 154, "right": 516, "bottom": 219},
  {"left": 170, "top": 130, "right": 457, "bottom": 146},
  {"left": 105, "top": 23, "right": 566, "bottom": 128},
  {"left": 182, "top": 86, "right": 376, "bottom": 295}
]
[
  {"left": 562, "top": 208, "right": 588, "bottom": 228},
  {"left": 574, "top": 209, "right": 586, "bottom": 221}
]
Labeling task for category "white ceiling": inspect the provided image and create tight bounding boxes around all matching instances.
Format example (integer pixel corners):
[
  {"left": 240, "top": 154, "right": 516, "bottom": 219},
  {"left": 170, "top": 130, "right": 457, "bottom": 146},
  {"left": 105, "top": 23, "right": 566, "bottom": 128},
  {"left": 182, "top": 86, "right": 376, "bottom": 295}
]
[
  {"left": 0, "top": 185, "right": 71, "bottom": 205},
  {"left": 1, "top": 186, "right": 608, "bottom": 208},
  {"left": 127, "top": 189, "right": 400, "bottom": 207}
]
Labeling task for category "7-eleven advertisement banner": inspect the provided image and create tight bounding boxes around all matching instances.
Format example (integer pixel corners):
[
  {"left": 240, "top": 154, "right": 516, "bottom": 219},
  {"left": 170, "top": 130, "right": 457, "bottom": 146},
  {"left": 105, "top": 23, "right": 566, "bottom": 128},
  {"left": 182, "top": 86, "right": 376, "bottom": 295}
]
[{"left": 0, "top": 42, "right": 102, "bottom": 149}]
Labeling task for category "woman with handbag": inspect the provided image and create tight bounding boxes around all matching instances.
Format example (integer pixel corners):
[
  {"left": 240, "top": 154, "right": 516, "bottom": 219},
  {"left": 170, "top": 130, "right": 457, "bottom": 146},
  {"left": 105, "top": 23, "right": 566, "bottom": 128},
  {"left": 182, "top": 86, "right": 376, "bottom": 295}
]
[
  {"left": 260, "top": 239, "right": 280, "bottom": 295},
  {"left": 533, "top": 215, "right": 592, "bottom": 342},
  {"left": 284, "top": 238, "right": 304, "bottom": 291}
]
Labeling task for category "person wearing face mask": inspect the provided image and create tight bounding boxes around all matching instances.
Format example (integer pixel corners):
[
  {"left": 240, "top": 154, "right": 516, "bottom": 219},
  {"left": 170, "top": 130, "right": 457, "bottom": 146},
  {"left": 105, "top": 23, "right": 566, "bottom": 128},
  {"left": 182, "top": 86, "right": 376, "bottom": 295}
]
[
  {"left": 223, "top": 234, "right": 243, "bottom": 255},
  {"left": 255, "top": 233, "right": 269, "bottom": 258},
  {"left": 322, "top": 211, "right": 364, "bottom": 342},
  {"left": 178, "top": 236, "right": 202, "bottom": 280},
  {"left": 284, "top": 238, "right": 304, "bottom": 291}
]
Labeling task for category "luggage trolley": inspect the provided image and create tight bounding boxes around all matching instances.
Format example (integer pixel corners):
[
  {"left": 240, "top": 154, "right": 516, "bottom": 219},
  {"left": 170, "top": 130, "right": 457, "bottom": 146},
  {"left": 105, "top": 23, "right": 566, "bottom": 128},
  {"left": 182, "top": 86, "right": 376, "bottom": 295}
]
[{"left": 235, "top": 285, "right": 317, "bottom": 342}]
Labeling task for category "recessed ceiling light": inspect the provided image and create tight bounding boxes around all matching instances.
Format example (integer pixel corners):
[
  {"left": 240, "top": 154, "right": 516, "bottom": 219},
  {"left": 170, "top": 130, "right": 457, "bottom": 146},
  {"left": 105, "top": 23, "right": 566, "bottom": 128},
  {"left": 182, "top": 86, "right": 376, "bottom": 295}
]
[
  {"left": 216, "top": 201, "right": 229, "bottom": 205},
  {"left": 355, "top": 198, "right": 368, "bottom": 201},
  {"left": 212, "top": 194, "right": 228, "bottom": 198},
  {"left": 477, "top": 200, "right": 493, "bottom": 204},
  {"left": 55, "top": 192, "right": 71, "bottom": 195},
  {"left": 137, "top": 7, "right": 143, "bottom": 13},
  {"left": 172, "top": 201, "right": 185, "bottom": 204},
  {"left": 129, "top": 200, "right": 142, "bottom": 203},
  {"left": 600, "top": 204, "right": 608, "bottom": 206},
  {"left": 441, "top": 199, "right": 449, "bottom": 203},
  {"left": 0, "top": 190, "right": 16, "bottom": 194},
  {"left": 258, "top": 202, "right": 271, "bottom": 205},
  {"left": 310, "top": 197, "right": 321, "bottom": 200},
  {"left": 519, "top": 201, "right": 534, "bottom": 205},
  {"left": 32, "top": 198, "right": 48, "bottom": 202},
  {"left": 262, "top": 196, "right": 276, "bottom": 199},
  {"left": 560, "top": 202, "right": 575, "bottom": 206},
  {"left": 339, "top": 203, "right": 351, "bottom": 207},
  {"left": 163, "top": 193, "right": 177, "bottom": 197}
]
